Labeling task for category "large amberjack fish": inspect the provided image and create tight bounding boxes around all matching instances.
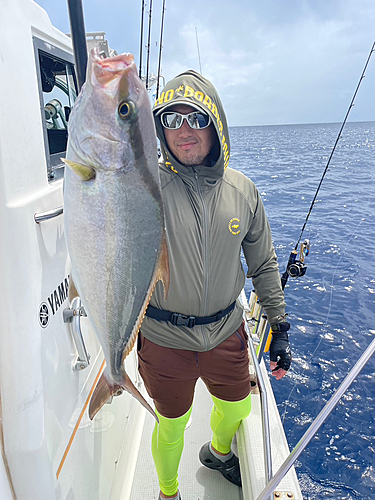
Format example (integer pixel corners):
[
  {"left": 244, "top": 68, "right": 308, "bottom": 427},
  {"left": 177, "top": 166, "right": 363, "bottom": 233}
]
[{"left": 63, "top": 49, "right": 169, "bottom": 421}]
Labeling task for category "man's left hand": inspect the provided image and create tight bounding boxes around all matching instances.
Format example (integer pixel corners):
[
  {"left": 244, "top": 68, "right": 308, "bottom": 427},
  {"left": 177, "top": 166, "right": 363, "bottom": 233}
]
[{"left": 269, "top": 323, "right": 292, "bottom": 380}]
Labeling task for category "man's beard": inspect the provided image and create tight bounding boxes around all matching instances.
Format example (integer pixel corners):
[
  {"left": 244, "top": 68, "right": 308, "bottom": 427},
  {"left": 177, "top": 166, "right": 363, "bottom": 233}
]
[{"left": 180, "top": 152, "right": 210, "bottom": 167}]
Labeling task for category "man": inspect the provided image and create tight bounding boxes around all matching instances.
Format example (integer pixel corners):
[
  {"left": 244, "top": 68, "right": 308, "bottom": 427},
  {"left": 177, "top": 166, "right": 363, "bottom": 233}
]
[{"left": 138, "top": 70, "right": 292, "bottom": 500}]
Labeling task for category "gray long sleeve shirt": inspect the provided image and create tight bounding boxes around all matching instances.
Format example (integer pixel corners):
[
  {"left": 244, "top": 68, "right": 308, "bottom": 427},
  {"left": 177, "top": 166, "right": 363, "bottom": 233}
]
[{"left": 141, "top": 70, "right": 286, "bottom": 351}]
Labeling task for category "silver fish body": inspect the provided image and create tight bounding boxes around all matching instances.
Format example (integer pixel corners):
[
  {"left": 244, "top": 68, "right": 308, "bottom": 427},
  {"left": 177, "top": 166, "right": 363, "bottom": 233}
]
[{"left": 63, "top": 50, "right": 169, "bottom": 420}]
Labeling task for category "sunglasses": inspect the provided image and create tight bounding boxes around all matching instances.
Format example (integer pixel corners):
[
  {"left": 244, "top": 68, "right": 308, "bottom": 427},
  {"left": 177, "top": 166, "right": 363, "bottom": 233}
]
[{"left": 161, "top": 110, "right": 211, "bottom": 130}]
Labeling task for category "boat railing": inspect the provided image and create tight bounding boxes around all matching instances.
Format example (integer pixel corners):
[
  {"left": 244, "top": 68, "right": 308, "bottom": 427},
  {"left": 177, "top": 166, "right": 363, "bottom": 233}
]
[
  {"left": 240, "top": 289, "right": 375, "bottom": 500},
  {"left": 240, "top": 290, "right": 273, "bottom": 500}
]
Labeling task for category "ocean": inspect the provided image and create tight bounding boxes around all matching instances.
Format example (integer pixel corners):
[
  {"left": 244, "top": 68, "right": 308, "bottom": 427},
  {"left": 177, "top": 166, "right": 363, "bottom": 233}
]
[{"left": 230, "top": 121, "right": 375, "bottom": 499}]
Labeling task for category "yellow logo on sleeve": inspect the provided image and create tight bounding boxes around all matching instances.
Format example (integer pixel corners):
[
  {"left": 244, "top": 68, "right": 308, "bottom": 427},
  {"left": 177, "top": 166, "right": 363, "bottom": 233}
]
[{"left": 229, "top": 218, "right": 241, "bottom": 235}]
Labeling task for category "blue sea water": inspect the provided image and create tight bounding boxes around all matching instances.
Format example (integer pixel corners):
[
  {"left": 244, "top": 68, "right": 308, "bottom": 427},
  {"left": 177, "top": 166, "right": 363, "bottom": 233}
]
[{"left": 230, "top": 121, "right": 375, "bottom": 499}]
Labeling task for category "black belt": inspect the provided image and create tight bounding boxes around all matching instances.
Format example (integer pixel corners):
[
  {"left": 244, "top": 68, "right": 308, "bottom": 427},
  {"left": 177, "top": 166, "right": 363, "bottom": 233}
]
[{"left": 145, "top": 301, "right": 236, "bottom": 328}]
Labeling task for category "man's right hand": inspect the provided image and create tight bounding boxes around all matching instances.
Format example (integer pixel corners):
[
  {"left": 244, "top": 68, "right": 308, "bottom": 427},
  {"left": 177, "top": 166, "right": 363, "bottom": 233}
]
[{"left": 269, "top": 322, "right": 292, "bottom": 380}]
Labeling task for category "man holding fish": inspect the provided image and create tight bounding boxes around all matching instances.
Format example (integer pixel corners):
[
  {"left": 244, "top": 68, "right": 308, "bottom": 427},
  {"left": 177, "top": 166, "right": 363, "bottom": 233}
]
[
  {"left": 63, "top": 51, "right": 290, "bottom": 500},
  {"left": 139, "top": 70, "right": 292, "bottom": 500}
]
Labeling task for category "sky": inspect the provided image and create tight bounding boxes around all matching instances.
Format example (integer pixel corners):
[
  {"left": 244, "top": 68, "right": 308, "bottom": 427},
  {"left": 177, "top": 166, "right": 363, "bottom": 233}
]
[{"left": 34, "top": 0, "right": 375, "bottom": 126}]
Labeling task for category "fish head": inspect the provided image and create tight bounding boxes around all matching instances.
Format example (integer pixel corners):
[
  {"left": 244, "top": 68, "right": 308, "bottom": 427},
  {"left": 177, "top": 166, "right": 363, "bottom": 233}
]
[{"left": 66, "top": 49, "right": 157, "bottom": 173}]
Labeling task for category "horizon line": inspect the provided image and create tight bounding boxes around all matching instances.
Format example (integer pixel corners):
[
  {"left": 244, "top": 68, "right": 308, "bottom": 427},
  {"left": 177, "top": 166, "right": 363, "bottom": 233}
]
[{"left": 229, "top": 119, "right": 375, "bottom": 128}]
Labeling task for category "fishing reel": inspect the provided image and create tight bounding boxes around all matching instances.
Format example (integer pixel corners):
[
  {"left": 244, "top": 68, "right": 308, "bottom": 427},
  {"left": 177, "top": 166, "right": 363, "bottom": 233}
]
[
  {"left": 281, "top": 239, "right": 310, "bottom": 288},
  {"left": 288, "top": 239, "right": 310, "bottom": 278}
]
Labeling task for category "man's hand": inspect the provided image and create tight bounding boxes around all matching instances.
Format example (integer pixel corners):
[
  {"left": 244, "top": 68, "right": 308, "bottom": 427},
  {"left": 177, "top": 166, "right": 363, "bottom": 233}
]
[{"left": 269, "top": 322, "right": 292, "bottom": 380}]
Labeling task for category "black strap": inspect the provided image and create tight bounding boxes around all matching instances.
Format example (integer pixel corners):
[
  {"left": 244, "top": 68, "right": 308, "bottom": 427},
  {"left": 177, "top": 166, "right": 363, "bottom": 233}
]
[{"left": 145, "top": 301, "right": 236, "bottom": 328}]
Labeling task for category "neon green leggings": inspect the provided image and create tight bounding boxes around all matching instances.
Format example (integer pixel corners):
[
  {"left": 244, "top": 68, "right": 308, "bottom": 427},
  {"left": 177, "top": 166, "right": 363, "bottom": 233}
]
[
  {"left": 210, "top": 394, "right": 252, "bottom": 454},
  {"left": 152, "top": 394, "right": 251, "bottom": 496}
]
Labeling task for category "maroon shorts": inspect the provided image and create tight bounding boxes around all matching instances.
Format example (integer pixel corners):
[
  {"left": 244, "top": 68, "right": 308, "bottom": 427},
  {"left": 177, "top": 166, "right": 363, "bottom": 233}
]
[{"left": 137, "top": 322, "right": 251, "bottom": 418}]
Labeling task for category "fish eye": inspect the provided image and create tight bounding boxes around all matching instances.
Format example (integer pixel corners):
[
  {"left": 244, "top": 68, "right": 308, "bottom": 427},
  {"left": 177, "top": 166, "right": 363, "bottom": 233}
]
[{"left": 118, "top": 100, "right": 135, "bottom": 119}]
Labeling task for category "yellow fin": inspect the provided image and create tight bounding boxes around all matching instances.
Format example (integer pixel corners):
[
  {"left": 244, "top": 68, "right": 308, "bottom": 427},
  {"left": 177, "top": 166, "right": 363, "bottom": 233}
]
[
  {"left": 68, "top": 275, "right": 79, "bottom": 303},
  {"left": 120, "top": 230, "right": 170, "bottom": 363},
  {"left": 89, "top": 372, "right": 112, "bottom": 420},
  {"left": 157, "top": 230, "right": 170, "bottom": 300},
  {"left": 61, "top": 158, "right": 96, "bottom": 181},
  {"left": 121, "top": 229, "right": 170, "bottom": 362}
]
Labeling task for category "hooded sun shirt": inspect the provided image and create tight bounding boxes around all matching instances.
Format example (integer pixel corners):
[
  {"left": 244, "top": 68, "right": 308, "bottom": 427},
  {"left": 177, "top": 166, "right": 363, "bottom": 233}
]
[{"left": 141, "top": 70, "right": 286, "bottom": 351}]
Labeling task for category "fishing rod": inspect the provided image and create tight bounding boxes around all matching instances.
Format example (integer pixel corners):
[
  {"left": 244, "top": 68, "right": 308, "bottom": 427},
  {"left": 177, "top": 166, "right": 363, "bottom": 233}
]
[
  {"left": 66, "top": 0, "right": 88, "bottom": 91},
  {"left": 156, "top": 0, "right": 166, "bottom": 99},
  {"left": 139, "top": 0, "right": 145, "bottom": 79},
  {"left": 195, "top": 27, "right": 203, "bottom": 75},
  {"left": 281, "top": 40, "right": 375, "bottom": 290},
  {"left": 145, "top": 0, "right": 153, "bottom": 90}
]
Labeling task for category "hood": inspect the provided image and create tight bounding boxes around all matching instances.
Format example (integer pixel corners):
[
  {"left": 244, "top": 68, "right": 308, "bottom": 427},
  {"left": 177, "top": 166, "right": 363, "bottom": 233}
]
[{"left": 153, "top": 70, "right": 230, "bottom": 181}]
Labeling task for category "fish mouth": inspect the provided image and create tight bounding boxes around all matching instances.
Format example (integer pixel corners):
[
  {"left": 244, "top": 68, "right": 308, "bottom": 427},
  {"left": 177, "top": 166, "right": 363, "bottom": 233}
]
[{"left": 91, "top": 49, "right": 137, "bottom": 87}]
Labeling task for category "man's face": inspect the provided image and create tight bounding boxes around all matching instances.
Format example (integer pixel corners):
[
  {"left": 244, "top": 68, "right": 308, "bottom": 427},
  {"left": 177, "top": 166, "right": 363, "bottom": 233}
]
[{"left": 162, "top": 104, "right": 215, "bottom": 167}]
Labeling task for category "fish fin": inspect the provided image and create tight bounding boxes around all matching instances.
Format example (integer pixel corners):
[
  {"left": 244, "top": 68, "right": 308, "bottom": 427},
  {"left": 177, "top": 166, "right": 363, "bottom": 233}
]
[
  {"left": 68, "top": 275, "right": 79, "bottom": 303},
  {"left": 89, "top": 372, "right": 112, "bottom": 420},
  {"left": 123, "top": 372, "right": 159, "bottom": 423},
  {"left": 156, "top": 230, "right": 170, "bottom": 300},
  {"left": 61, "top": 158, "right": 96, "bottom": 181},
  {"left": 122, "top": 230, "right": 170, "bottom": 360},
  {"left": 89, "top": 371, "right": 159, "bottom": 423}
]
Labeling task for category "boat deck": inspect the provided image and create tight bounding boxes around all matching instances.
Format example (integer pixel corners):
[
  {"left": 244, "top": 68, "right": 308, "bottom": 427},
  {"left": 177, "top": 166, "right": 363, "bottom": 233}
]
[{"left": 129, "top": 378, "right": 243, "bottom": 500}]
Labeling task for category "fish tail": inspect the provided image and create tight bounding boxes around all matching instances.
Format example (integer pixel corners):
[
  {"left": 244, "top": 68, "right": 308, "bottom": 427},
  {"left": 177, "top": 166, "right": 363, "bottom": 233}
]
[
  {"left": 123, "top": 372, "right": 159, "bottom": 423},
  {"left": 68, "top": 275, "right": 79, "bottom": 303},
  {"left": 88, "top": 371, "right": 159, "bottom": 423},
  {"left": 88, "top": 372, "right": 113, "bottom": 420}
]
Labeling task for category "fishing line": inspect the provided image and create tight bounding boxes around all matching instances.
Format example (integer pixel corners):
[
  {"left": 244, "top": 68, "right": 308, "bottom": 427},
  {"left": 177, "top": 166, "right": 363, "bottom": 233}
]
[
  {"left": 280, "top": 154, "right": 375, "bottom": 425},
  {"left": 280, "top": 217, "right": 366, "bottom": 426},
  {"left": 293, "top": 41, "right": 374, "bottom": 251},
  {"left": 278, "top": 41, "right": 375, "bottom": 428},
  {"left": 281, "top": 41, "right": 375, "bottom": 289}
]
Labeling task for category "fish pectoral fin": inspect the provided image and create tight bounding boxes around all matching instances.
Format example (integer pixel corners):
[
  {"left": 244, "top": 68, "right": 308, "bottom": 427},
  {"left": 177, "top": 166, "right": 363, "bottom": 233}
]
[
  {"left": 156, "top": 230, "right": 170, "bottom": 300},
  {"left": 61, "top": 158, "right": 96, "bottom": 181}
]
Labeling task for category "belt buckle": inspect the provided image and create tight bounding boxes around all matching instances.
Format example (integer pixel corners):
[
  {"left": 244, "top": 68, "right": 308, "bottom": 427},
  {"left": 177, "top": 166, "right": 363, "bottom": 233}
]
[{"left": 170, "top": 313, "right": 196, "bottom": 327}]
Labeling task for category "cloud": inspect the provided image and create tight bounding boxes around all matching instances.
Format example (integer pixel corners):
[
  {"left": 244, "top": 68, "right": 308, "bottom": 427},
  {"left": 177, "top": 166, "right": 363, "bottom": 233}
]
[
  {"left": 160, "top": 1, "right": 375, "bottom": 125},
  {"left": 35, "top": 0, "right": 375, "bottom": 126}
]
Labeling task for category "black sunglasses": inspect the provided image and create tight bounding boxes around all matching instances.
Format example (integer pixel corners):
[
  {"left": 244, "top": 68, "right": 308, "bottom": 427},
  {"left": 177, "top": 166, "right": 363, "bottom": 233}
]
[{"left": 161, "top": 110, "right": 211, "bottom": 130}]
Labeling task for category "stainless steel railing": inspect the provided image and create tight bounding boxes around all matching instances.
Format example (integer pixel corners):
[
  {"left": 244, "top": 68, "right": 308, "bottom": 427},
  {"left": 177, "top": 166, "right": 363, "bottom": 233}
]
[
  {"left": 256, "top": 336, "right": 375, "bottom": 500},
  {"left": 241, "top": 289, "right": 375, "bottom": 500},
  {"left": 240, "top": 291, "right": 273, "bottom": 496}
]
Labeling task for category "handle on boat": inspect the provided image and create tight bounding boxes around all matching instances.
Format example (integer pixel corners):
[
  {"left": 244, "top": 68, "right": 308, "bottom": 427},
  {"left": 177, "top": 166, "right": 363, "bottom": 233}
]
[
  {"left": 63, "top": 296, "right": 90, "bottom": 371},
  {"left": 34, "top": 206, "right": 63, "bottom": 223}
]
